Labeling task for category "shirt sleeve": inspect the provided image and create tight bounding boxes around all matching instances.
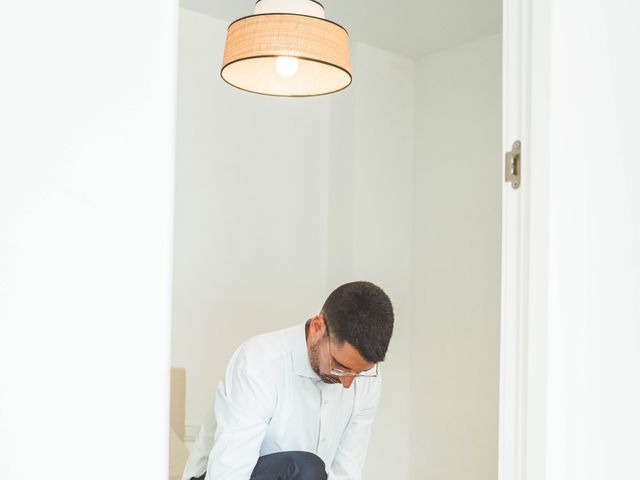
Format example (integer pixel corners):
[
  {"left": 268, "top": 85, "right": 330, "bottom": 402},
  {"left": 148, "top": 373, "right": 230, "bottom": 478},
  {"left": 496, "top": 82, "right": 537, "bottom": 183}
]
[
  {"left": 326, "top": 378, "right": 382, "bottom": 480},
  {"left": 205, "top": 344, "right": 277, "bottom": 480}
]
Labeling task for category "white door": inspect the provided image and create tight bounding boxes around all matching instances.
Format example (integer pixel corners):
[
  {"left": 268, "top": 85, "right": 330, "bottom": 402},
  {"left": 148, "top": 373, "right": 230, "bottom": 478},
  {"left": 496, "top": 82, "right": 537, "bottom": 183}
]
[
  {"left": 0, "top": 2, "right": 178, "bottom": 478},
  {"left": 499, "top": 1, "right": 640, "bottom": 479}
]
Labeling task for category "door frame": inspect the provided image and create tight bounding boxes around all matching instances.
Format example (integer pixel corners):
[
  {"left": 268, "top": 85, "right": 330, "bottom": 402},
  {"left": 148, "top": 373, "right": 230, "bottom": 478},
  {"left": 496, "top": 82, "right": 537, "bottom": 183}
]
[{"left": 499, "top": 0, "right": 551, "bottom": 478}]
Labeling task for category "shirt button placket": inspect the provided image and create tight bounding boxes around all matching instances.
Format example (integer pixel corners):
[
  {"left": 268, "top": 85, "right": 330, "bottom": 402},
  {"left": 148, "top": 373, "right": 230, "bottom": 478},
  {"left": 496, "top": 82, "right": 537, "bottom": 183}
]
[{"left": 318, "top": 390, "right": 329, "bottom": 454}]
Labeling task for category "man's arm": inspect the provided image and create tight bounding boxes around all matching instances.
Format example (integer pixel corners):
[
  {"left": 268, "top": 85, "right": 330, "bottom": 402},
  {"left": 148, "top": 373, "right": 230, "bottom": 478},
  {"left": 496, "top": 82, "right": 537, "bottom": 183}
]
[
  {"left": 206, "top": 344, "right": 277, "bottom": 480},
  {"left": 327, "top": 380, "right": 382, "bottom": 480}
]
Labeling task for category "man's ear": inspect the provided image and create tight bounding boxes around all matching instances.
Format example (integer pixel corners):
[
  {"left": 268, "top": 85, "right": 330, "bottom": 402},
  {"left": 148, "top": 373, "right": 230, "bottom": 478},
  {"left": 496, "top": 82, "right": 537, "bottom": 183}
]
[{"left": 310, "top": 314, "right": 326, "bottom": 337}]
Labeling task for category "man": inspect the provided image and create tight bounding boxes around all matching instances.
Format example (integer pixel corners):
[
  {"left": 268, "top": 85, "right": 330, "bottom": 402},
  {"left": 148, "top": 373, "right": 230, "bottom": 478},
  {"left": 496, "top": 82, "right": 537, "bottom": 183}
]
[{"left": 182, "top": 281, "right": 394, "bottom": 480}]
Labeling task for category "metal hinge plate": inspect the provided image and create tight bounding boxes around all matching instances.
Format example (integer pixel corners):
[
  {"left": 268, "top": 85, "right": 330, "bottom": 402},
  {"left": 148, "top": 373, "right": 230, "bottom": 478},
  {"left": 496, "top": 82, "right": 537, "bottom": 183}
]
[{"left": 505, "top": 140, "right": 521, "bottom": 189}]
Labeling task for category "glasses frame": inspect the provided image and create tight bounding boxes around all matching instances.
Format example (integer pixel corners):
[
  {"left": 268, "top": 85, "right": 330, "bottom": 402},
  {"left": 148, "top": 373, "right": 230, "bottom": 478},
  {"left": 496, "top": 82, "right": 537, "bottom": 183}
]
[{"left": 325, "top": 323, "right": 379, "bottom": 378}]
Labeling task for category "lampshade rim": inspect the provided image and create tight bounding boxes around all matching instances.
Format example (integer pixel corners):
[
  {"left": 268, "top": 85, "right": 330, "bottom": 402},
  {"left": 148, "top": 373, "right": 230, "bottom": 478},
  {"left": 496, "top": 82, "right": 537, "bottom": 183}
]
[
  {"left": 227, "top": 11, "right": 349, "bottom": 35},
  {"left": 220, "top": 54, "right": 353, "bottom": 97}
]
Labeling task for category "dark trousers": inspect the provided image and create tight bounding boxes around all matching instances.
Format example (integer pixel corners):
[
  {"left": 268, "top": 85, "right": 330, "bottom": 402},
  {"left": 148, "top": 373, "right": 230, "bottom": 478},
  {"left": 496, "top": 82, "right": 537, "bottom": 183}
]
[{"left": 191, "top": 451, "right": 328, "bottom": 480}]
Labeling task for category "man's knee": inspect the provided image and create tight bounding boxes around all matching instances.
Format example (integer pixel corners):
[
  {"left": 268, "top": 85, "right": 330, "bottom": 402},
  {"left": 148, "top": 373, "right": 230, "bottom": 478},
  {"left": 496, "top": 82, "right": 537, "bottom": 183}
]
[
  {"left": 279, "top": 451, "right": 327, "bottom": 480},
  {"left": 250, "top": 450, "right": 327, "bottom": 480}
]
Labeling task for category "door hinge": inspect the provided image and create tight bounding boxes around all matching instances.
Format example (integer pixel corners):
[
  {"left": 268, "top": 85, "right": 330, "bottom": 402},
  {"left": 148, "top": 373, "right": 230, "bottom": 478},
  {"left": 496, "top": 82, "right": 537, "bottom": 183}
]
[{"left": 505, "top": 140, "right": 521, "bottom": 189}]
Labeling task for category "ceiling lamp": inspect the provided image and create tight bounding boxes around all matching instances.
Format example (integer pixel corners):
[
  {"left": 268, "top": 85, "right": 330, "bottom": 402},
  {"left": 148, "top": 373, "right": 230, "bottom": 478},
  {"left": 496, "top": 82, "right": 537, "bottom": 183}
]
[{"left": 221, "top": 0, "right": 352, "bottom": 97}]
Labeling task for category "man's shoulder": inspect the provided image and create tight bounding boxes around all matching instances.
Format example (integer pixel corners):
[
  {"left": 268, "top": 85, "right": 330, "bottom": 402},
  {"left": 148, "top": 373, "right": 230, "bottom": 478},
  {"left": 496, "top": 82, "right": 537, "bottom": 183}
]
[{"left": 230, "top": 323, "right": 300, "bottom": 373}]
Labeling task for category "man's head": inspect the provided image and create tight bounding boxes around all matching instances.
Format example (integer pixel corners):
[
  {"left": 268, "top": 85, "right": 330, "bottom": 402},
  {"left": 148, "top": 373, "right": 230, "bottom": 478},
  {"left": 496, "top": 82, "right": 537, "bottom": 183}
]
[{"left": 307, "top": 281, "right": 394, "bottom": 388}]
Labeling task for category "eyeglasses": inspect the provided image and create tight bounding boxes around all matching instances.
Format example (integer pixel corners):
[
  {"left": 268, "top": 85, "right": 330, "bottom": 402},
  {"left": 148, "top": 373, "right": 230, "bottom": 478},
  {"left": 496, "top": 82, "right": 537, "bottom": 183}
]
[{"left": 325, "top": 325, "right": 378, "bottom": 378}]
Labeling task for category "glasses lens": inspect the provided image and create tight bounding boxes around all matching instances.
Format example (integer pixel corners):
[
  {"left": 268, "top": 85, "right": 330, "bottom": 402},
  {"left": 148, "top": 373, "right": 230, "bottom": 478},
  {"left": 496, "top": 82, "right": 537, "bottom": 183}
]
[{"left": 330, "top": 365, "right": 378, "bottom": 378}]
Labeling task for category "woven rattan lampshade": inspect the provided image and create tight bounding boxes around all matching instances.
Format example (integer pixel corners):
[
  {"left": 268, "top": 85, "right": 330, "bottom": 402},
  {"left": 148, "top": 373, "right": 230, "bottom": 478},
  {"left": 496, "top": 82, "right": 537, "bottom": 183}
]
[{"left": 221, "top": 0, "right": 352, "bottom": 97}]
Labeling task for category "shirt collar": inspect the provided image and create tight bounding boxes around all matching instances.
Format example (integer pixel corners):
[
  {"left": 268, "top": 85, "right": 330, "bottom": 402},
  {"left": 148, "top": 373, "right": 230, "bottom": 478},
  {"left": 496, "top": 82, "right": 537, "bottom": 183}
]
[{"left": 291, "top": 321, "right": 320, "bottom": 379}]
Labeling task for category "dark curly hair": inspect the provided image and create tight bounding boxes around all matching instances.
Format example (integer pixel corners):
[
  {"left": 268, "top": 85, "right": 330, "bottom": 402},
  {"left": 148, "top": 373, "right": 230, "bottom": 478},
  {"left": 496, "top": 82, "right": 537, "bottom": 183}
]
[{"left": 321, "top": 281, "right": 394, "bottom": 363}]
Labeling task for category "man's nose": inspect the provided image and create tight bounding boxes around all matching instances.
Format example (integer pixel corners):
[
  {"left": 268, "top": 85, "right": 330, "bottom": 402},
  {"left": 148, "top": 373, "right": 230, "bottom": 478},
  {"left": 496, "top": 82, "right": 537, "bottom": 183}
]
[{"left": 340, "top": 376, "right": 355, "bottom": 389}]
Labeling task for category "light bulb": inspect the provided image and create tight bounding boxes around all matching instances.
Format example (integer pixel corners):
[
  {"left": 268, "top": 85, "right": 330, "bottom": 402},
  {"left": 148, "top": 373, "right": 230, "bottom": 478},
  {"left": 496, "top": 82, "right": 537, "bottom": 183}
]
[{"left": 275, "top": 56, "right": 299, "bottom": 77}]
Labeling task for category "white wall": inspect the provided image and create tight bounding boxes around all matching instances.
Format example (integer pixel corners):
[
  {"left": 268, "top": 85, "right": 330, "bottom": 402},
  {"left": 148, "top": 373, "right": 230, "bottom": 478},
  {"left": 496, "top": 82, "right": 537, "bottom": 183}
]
[
  {"left": 410, "top": 34, "right": 502, "bottom": 480},
  {"left": 328, "top": 43, "right": 415, "bottom": 480},
  {"left": 0, "top": 1, "right": 177, "bottom": 478},
  {"left": 526, "top": 1, "right": 640, "bottom": 478}
]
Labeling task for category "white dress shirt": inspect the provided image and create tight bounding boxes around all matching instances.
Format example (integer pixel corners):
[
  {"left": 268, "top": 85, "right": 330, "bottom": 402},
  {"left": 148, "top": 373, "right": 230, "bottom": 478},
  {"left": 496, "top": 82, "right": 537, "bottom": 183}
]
[{"left": 182, "top": 322, "right": 382, "bottom": 480}]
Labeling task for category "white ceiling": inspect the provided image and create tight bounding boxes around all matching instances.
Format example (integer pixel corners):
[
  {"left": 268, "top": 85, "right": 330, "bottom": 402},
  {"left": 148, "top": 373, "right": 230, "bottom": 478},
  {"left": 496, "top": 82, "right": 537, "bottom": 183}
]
[{"left": 180, "top": 0, "right": 501, "bottom": 60}]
